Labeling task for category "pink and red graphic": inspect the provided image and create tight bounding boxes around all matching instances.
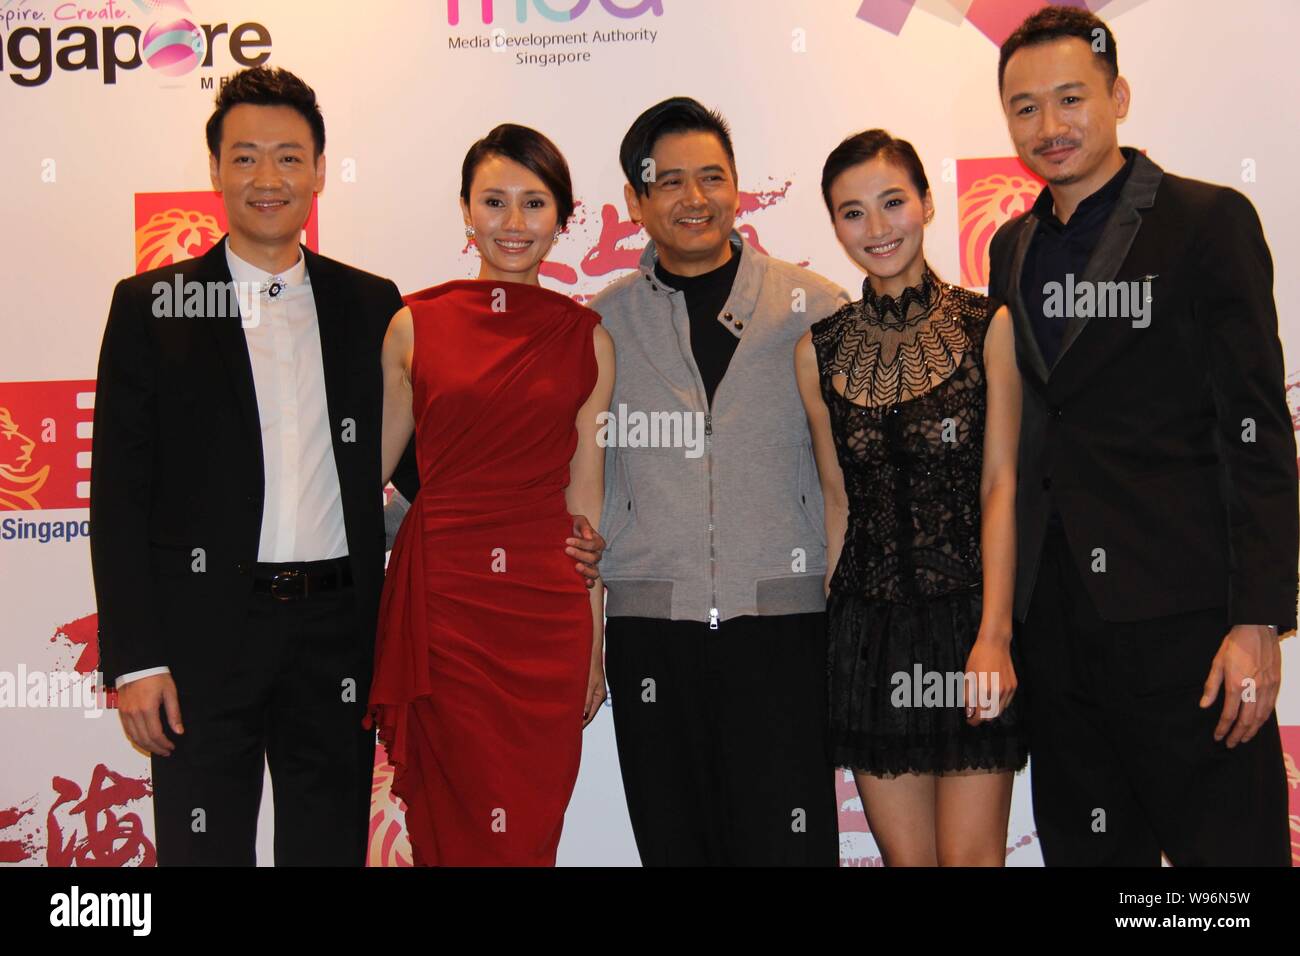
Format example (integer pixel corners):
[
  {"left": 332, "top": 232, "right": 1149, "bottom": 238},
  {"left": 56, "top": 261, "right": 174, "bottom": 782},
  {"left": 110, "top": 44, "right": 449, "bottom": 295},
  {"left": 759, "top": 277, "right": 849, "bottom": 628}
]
[
  {"left": 445, "top": 0, "right": 663, "bottom": 27},
  {"left": 131, "top": 0, "right": 207, "bottom": 77},
  {"left": 1282, "top": 726, "right": 1300, "bottom": 866},
  {"left": 1279, "top": 728, "right": 1300, "bottom": 868},
  {"left": 49, "top": 612, "right": 104, "bottom": 680},
  {"left": 855, "top": 0, "right": 1152, "bottom": 45},
  {"left": 368, "top": 743, "right": 413, "bottom": 867},
  {"left": 0, "top": 380, "right": 95, "bottom": 511},
  {"left": 956, "top": 155, "right": 1044, "bottom": 288},
  {"left": 1286, "top": 373, "right": 1300, "bottom": 474}
]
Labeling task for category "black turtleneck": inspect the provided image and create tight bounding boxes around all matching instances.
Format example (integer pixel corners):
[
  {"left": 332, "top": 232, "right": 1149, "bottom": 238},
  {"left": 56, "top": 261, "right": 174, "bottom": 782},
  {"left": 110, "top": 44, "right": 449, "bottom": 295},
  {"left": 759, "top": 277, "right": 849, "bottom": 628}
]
[{"left": 655, "top": 242, "right": 743, "bottom": 406}]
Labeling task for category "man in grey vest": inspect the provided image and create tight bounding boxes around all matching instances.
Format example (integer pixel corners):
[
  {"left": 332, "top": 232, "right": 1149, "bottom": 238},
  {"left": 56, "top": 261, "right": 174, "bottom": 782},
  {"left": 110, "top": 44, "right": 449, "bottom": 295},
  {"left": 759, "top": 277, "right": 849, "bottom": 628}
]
[{"left": 591, "top": 97, "right": 849, "bottom": 865}]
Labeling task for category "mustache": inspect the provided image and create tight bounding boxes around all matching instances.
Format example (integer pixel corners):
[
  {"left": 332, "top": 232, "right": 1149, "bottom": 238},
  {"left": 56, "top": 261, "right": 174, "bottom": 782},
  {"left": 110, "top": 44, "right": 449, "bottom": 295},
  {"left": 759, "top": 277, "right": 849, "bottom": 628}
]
[{"left": 1035, "top": 139, "right": 1081, "bottom": 154}]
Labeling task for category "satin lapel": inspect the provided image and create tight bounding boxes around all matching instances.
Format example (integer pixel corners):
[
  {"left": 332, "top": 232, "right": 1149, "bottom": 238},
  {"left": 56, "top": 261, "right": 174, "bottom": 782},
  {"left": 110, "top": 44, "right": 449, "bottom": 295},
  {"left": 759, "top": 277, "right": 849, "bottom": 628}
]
[
  {"left": 302, "top": 247, "right": 353, "bottom": 501},
  {"left": 1007, "top": 216, "right": 1051, "bottom": 384},
  {"left": 200, "top": 236, "right": 265, "bottom": 479},
  {"left": 1053, "top": 152, "right": 1164, "bottom": 370}
]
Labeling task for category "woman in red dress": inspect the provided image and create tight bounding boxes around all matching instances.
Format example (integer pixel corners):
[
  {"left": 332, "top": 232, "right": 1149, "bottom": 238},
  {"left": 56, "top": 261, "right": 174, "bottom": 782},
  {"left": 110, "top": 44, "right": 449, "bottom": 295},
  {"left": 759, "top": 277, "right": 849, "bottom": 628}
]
[{"left": 367, "top": 125, "right": 614, "bottom": 866}]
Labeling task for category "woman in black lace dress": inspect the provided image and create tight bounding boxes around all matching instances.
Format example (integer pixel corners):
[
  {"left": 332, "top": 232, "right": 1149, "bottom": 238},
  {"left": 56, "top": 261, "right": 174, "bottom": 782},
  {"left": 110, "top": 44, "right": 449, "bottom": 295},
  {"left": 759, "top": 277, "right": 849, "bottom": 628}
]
[{"left": 795, "top": 130, "right": 1027, "bottom": 865}]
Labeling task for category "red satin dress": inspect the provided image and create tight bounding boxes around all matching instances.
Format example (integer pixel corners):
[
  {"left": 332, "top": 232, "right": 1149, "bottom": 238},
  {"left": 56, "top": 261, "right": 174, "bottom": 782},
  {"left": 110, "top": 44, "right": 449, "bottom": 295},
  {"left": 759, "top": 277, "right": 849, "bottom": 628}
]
[{"left": 367, "top": 279, "right": 600, "bottom": 866}]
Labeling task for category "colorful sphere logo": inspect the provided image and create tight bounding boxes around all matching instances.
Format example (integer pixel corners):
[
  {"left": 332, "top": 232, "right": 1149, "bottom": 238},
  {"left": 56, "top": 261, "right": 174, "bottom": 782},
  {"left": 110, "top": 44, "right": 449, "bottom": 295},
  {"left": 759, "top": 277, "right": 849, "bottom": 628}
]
[{"left": 141, "top": 19, "right": 207, "bottom": 77}]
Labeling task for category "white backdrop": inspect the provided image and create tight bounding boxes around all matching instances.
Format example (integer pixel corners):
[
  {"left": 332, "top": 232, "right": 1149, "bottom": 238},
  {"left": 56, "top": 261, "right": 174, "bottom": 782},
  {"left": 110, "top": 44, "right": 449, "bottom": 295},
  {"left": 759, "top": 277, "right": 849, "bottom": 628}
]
[{"left": 1, "top": 0, "right": 1297, "bottom": 867}]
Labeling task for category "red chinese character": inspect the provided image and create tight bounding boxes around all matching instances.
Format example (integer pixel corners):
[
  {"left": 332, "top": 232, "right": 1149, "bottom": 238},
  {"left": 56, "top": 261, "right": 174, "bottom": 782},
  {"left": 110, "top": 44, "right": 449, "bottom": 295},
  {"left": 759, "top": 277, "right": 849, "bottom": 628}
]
[
  {"left": 736, "top": 223, "right": 768, "bottom": 256},
  {"left": 581, "top": 204, "right": 646, "bottom": 278},
  {"left": 539, "top": 261, "right": 579, "bottom": 285},
  {"left": 0, "top": 805, "right": 35, "bottom": 863},
  {"left": 47, "top": 764, "right": 155, "bottom": 867}
]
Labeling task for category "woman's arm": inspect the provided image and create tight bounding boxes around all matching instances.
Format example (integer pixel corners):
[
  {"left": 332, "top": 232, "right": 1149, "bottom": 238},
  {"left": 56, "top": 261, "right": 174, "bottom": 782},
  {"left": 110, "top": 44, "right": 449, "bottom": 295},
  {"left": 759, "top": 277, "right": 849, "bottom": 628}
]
[
  {"left": 967, "top": 305, "right": 1022, "bottom": 723},
  {"left": 380, "top": 306, "right": 416, "bottom": 488},
  {"left": 794, "top": 330, "right": 847, "bottom": 598},
  {"left": 977, "top": 306, "right": 1021, "bottom": 640},
  {"left": 566, "top": 323, "right": 616, "bottom": 728}
]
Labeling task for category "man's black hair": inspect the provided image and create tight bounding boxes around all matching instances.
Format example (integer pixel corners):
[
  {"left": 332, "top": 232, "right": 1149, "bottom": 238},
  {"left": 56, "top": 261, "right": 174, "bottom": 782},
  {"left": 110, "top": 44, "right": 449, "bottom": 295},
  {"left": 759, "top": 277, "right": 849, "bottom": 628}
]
[
  {"left": 998, "top": 5, "right": 1118, "bottom": 94},
  {"left": 205, "top": 66, "right": 325, "bottom": 157},
  {"left": 619, "top": 96, "right": 736, "bottom": 197}
]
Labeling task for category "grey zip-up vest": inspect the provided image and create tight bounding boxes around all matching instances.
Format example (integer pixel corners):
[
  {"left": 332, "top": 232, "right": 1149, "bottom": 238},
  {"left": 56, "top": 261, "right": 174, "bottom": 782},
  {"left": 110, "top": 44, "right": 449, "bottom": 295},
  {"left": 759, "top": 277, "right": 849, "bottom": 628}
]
[{"left": 590, "top": 233, "right": 850, "bottom": 625}]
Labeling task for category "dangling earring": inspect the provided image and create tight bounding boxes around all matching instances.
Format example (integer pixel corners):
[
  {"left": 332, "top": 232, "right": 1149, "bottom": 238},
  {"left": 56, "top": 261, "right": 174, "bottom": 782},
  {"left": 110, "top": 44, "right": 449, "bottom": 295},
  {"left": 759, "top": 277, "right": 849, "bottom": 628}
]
[
  {"left": 553, "top": 229, "right": 562, "bottom": 242},
  {"left": 465, "top": 226, "right": 476, "bottom": 240}
]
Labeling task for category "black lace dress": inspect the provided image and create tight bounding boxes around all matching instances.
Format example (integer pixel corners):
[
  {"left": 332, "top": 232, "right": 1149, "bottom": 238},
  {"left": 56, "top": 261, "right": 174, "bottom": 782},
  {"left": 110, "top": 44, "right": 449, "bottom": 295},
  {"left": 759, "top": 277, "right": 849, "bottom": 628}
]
[{"left": 810, "top": 266, "right": 1028, "bottom": 776}]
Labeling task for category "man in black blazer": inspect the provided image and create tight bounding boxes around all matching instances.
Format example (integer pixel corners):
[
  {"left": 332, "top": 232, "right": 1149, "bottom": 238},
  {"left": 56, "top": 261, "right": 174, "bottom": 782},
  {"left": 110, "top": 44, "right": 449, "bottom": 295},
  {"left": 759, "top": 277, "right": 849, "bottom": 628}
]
[
  {"left": 91, "top": 67, "right": 604, "bottom": 865},
  {"left": 989, "top": 7, "right": 1296, "bottom": 865}
]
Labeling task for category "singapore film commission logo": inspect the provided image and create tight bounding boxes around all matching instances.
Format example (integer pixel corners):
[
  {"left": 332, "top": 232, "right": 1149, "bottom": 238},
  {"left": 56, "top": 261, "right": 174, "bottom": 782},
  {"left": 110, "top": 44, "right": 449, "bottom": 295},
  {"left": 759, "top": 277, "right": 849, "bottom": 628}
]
[
  {"left": 0, "top": 0, "right": 272, "bottom": 87},
  {"left": 0, "top": 379, "right": 95, "bottom": 514}
]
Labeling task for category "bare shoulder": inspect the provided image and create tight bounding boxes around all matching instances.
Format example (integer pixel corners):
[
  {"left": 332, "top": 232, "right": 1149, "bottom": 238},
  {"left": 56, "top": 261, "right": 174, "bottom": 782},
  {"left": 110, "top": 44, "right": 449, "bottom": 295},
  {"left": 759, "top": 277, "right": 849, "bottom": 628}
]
[
  {"left": 383, "top": 307, "right": 415, "bottom": 374},
  {"left": 592, "top": 321, "right": 614, "bottom": 354},
  {"left": 385, "top": 305, "right": 414, "bottom": 341},
  {"left": 795, "top": 328, "right": 815, "bottom": 360},
  {"left": 794, "top": 328, "right": 820, "bottom": 380},
  {"left": 982, "top": 304, "right": 1016, "bottom": 365}
]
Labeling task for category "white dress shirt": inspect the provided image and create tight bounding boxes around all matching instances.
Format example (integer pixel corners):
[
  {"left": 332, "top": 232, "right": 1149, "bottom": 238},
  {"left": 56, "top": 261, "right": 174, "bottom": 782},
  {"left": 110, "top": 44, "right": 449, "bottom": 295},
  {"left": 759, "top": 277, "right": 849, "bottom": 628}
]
[{"left": 116, "top": 244, "right": 349, "bottom": 688}]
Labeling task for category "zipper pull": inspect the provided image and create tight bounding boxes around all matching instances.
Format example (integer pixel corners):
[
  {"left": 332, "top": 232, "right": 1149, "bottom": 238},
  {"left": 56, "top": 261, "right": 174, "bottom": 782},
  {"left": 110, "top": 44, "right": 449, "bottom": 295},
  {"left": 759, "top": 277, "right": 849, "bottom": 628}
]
[
  {"left": 704, "top": 414, "right": 713, "bottom": 437},
  {"left": 709, "top": 607, "right": 719, "bottom": 630}
]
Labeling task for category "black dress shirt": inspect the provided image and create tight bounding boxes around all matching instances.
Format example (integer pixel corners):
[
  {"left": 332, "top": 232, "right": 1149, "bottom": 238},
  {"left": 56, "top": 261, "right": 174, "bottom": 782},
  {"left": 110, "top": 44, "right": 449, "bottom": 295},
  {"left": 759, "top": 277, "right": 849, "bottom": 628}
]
[{"left": 1021, "top": 148, "right": 1137, "bottom": 368}]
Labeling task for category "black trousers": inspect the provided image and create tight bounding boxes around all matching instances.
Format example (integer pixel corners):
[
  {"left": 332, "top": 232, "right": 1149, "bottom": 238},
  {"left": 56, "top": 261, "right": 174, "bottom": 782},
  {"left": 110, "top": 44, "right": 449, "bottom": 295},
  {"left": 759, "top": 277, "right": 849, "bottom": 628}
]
[
  {"left": 150, "top": 584, "right": 374, "bottom": 865},
  {"left": 1021, "top": 528, "right": 1290, "bottom": 865},
  {"left": 604, "top": 612, "right": 839, "bottom": 866}
]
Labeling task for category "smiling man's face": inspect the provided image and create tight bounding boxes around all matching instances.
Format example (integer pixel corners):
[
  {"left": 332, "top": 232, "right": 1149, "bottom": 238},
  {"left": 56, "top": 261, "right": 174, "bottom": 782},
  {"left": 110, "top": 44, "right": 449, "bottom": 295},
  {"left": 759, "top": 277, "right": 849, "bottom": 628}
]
[
  {"left": 209, "top": 103, "right": 324, "bottom": 255},
  {"left": 626, "top": 130, "right": 740, "bottom": 276}
]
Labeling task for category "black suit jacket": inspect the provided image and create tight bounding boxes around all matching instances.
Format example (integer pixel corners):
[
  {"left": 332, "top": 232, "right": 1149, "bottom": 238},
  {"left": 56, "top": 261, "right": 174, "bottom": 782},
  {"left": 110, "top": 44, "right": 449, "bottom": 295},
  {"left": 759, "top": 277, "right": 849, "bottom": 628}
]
[
  {"left": 989, "top": 150, "right": 1298, "bottom": 630},
  {"left": 90, "top": 237, "right": 418, "bottom": 686}
]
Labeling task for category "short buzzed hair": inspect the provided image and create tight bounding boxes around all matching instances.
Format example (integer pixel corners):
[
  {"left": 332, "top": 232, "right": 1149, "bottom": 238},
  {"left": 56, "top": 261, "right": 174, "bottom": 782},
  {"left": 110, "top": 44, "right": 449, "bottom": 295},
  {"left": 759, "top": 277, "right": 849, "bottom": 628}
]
[{"left": 998, "top": 5, "right": 1118, "bottom": 94}]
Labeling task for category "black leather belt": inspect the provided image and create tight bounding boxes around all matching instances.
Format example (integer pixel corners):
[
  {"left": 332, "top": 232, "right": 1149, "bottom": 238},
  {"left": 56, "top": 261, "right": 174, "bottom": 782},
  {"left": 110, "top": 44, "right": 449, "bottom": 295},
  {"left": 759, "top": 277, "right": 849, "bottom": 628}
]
[{"left": 251, "top": 557, "right": 352, "bottom": 600}]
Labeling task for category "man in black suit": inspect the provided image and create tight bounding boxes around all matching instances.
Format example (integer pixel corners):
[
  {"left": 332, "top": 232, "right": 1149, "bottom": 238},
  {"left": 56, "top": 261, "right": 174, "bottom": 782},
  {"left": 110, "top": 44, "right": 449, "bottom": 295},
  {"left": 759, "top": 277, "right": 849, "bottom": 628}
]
[
  {"left": 988, "top": 6, "right": 1296, "bottom": 865},
  {"left": 90, "top": 67, "right": 604, "bottom": 865}
]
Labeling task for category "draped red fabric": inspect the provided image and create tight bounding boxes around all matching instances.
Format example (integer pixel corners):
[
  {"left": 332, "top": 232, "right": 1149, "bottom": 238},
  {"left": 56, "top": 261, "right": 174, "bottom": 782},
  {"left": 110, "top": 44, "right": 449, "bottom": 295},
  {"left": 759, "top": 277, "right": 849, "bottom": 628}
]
[{"left": 367, "top": 279, "right": 599, "bottom": 866}]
